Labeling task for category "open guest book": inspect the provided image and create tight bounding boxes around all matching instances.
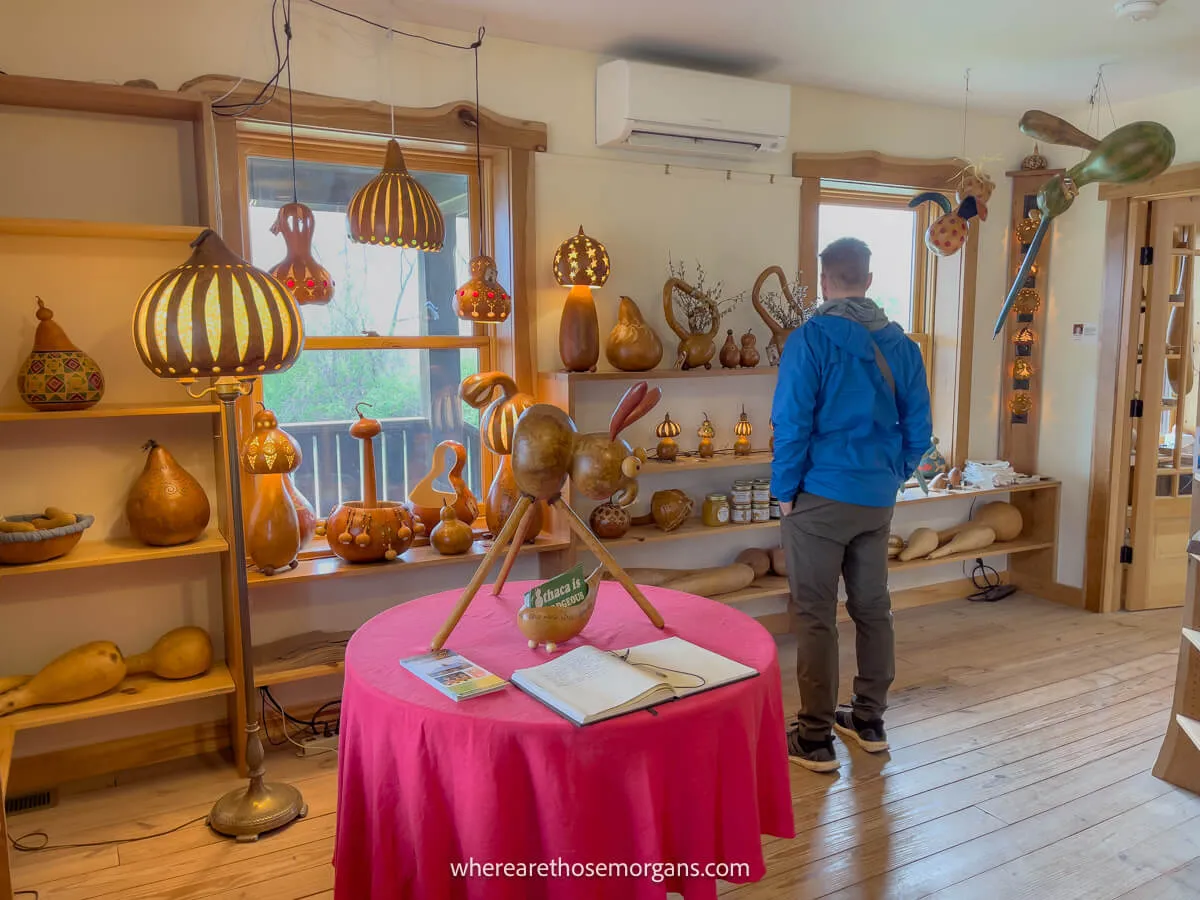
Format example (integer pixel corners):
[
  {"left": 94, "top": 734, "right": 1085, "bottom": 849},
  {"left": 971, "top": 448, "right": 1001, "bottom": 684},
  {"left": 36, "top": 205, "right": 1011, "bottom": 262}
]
[{"left": 511, "top": 636, "right": 758, "bottom": 725}]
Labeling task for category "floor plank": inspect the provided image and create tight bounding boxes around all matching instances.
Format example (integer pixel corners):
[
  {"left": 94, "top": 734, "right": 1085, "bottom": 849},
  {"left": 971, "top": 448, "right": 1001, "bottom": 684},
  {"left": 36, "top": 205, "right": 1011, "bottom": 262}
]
[{"left": 5, "top": 594, "right": 1190, "bottom": 900}]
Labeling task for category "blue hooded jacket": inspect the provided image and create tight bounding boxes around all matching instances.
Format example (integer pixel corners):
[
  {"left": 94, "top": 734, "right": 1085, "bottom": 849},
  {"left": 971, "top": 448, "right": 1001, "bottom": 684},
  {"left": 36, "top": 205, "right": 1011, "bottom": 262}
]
[{"left": 770, "top": 297, "right": 932, "bottom": 508}]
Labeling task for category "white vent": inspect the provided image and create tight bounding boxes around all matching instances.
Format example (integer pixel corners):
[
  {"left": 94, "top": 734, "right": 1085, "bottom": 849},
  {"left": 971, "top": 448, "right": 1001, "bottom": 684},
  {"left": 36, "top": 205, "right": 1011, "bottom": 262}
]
[{"left": 596, "top": 60, "right": 790, "bottom": 159}]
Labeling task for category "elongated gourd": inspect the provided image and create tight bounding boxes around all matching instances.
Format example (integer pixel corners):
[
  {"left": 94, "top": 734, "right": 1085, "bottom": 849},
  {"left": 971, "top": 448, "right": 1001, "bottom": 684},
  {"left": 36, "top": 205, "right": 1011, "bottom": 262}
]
[
  {"left": 927, "top": 525, "right": 996, "bottom": 560},
  {"left": 938, "top": 502, "right": 1022, "bottom": 543},
  {"left": 615, "top": 563, "right": 757, "bottom": 596},
  {"left": 0, "top": 641, "right": 126, "bottom": 716},
  {"left": 899, "top": 527, "right": 939, "bottom": 561},
  {"left": 887, "top": 535, "right": 904, "bottom": 558},
  {"left": 123, "top": 627, "right": 213, "bottom": 680},
  {"left": 0, "top": 675, "right": 30, "bottom": 694}
]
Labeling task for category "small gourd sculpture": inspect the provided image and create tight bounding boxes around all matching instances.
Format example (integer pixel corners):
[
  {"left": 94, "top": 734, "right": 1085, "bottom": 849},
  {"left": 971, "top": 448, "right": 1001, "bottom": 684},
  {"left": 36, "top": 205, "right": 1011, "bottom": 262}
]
[
  {"left": 751, "top": 266, "right": 811, "bottom": 366},
  {"left": 318, "top": 403, "right": 419, "bottom": 564},
  {"left": 126, "top": 439, "right": 211, "bottom": 546},
  {"left": 460, "top": 372, "right": 542, "bottom": 541},
  {"left": 409, "top": 441, "right": 480, "bottom": 536},
  {"left": 733, "top": 407, "right": 753, "bottom": 455},
  {"left": 915, "top": 437, "right": 949, "bottom": 492},
  {"left": 605, "top": 296, "right": 663, "bottom": 372},
  {"left": 241, "top": 405, "right": 303, "bottom": 576},
  {"left": 909, "top": 170, "right": 996, "bottom": 258},
  {"left": 589, "top": 498, "right": 632, "bottom": 539},
  {"left": 17, "top": 297, "right": 105, "bottom": 411},
  {"left": 431, "top": 381, "right": 667, "bottom": 651},
  {"left": 430, "top": 501, "right": 474, "bottom": 555},
  {"left": 719, "top": 330, "right": 741, "bottom": 368},
  {"left": 697, "top": 413, "right": 716, "bottom": 459},
  {"left": 655, "top": 412, "right": 681, "bottom": 462},
  {"left": 740, "top": 331, "right": 760, "bottom": 368},
  {"left": 268, "top": 202, "right": 334, "bottom": 305},
  {"left": 518, "top": 564, "right": 605, "bottom": 653},
  {"left": 0, "top": 627, "right": 214, "bottom": 716},
  {"left": 664, "top": 277, "right": 720, "bottom": 370}
]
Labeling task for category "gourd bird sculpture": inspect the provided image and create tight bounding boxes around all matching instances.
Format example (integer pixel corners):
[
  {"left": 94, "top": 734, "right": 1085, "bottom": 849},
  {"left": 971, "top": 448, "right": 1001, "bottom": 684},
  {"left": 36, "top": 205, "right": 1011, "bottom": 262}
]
[{"left": 992, "top": 110, "right": 1175, "bottom": 338}]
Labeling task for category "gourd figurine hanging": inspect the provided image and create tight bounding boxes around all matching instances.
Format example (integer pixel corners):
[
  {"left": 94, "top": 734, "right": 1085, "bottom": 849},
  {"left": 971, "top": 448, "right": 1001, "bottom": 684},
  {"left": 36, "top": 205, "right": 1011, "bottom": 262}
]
[
  {"left": 460, "top": 372, "right": 543, "bottom": 541},
  {"left": 241, "top": 404, "right": 303, "bottom": 576},
  {"left": 268, "top": 202, "right": 335, "bottom": 305},
  {"left": 908, "top": 168, "right": 995, "bottom": 258},
  {"left": 409, "top": 440, "right": 480, "bottom": 536},
  {"left": 317, "top": 403, "right": 419, "bottom": 563},
  {"left": 17, "top": 297, "right": 105, "bottom": 411},
  {"left": 664, "top": 277, "right": 720, "bottom": 370},
  {"left": 994, "top": 110, "right": 1175, "bottom": 337}
]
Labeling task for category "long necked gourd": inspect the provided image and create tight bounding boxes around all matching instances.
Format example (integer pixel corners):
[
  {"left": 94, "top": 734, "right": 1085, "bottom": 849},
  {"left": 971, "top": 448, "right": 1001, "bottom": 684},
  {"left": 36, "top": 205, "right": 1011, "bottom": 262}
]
[{"left": 0, "top": 641, "right": 126, "bottom": 717}]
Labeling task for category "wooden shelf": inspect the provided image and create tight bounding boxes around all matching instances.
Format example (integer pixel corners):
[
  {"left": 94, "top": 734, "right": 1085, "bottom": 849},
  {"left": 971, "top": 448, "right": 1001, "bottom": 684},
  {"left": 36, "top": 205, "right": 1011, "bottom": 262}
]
[
  {"left": 896, "top": 479, "right": 1058, "bottom": 507},
  {"left": 717, "top": 575, "right": 790, "bottom": 605},
  {"left": 1178, "top": 714, "right": 1200, "bottom": 752},
  {"left": 0, "top": 531, "right": 228, "bottom": 580},
  {"left": 4, "top": 665, "right": 235, "bottom": 732},
  {"left": 248, "top": 534, "right": 571, "bottom": 586},
  {"left": 0, "top": 217, "right": 203, "bottom": 242},
  {"left": 643, "top": 450, "right": 772, "bottom": 472},
  {"left": 1184, "top": 627, "right": 1200, "bottom": 654},
  {"left": 603, "top": 516, "right": 779, "bottom": 548},
  {"left": 543, "top": 366, "right": 776, "bottom": 383},
  {"left": 256, "top": 658, "right": 346, "bottom": 687},
  {"left": 888, "top": 538, "right": 1055, "bottom": 572},
  {"left": 0, "top": 402, "right": 221, "bottom": 422}
]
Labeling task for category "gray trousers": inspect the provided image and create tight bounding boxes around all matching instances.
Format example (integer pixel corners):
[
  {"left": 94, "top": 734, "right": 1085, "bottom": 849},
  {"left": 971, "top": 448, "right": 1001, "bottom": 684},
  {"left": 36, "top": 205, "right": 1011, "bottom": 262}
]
[{"left": 782, "top": 492, "right": 896, "bottom": 741}]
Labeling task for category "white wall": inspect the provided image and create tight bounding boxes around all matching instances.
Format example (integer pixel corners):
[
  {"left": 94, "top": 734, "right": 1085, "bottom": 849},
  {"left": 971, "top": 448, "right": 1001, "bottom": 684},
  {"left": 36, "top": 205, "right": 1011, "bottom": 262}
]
[{"left": 1, "top": 0, "right": 1056, "bottom": 755}]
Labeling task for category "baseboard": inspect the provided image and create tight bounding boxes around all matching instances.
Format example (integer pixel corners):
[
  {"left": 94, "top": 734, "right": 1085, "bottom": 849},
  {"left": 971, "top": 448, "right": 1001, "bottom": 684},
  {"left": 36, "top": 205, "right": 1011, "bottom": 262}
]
[{"left": 1017, "top": 577, "right": 1085, "bottom": 608}]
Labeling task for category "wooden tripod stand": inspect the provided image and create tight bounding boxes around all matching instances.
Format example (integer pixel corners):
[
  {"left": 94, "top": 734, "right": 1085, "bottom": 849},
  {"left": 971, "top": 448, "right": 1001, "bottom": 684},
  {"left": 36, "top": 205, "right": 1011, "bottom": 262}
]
[{"left": 429, "top": 494, "right": 665, "bottom": 651}]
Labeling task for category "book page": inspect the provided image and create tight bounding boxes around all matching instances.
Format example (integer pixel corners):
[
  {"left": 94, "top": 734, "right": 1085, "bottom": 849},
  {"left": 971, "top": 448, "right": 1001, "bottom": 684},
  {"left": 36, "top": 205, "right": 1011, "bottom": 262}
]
[
  {"left": 512, "top": 645, "right": 665, "bottom": 722},
  {"left": 621, "top": 637, "right": 758, "bottom": 699}
]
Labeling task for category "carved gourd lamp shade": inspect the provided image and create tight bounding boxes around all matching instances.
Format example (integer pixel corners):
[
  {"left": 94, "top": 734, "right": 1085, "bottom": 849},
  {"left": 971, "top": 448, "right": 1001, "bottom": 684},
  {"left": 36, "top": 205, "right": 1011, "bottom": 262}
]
[
  {"left": 269, "top": 203, "right": 335, "bottom": 305},
  {"left": 346, "top": 139, "right": 445, "bottom": 250},
  {"left": 554, "top": 226, "right": 610, "bottom": 372},
  {"left": 1013, "top": 287, "right": 1042, "bottom": 316},
  {"left": 242, "top": 405, "right": 302, "bottom": 475},
  {"left": 133, "top": 229, "right": 303, "bottom": 381},
  {"left": 655, "top": 412, "right": 682, "bottom": 462},
  {"left": 733, "top": 407, "right": 753, "bottom": 456},
  {"left": 455, "top": 254, "right": 511, "bottom": 323},
  {"left": 131, "top": 227, "right": 307, "bottom": 842}
]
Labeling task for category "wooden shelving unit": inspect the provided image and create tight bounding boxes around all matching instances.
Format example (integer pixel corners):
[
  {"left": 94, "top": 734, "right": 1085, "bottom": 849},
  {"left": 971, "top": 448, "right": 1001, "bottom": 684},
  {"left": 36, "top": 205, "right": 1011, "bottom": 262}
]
[
  {"left": 256, "top": 658, "right": 346, "bottom": 688},
  {"left": 1155, "top": 537, "right": 1200, "bottom": 791},
  {"left": 2, "top": 666, "right": 235, "bottom": 732},
  {"left": 544, "top": 366, "right": 777, "bottom": 384},
  {"left": 0, "top": 402, "right": 220, "bottom": 422},
  {"left": 643, "top": 451, "right": 772, "bottom": 472},
  {"left": 0, "top": 217, "right": 203, "bottom": 242},
  {"left": 248, "top": 535, "right": 572, "bottom": 586},
  {"left": 0, "top": 531, "right": 228, "bottom": 580}
]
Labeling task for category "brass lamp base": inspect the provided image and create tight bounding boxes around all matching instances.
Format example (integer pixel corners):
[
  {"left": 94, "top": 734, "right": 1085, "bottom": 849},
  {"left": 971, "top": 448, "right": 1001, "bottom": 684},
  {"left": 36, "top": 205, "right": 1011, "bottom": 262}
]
[{"left": 208, "top": 722, "right": 308, "bottom": 842}]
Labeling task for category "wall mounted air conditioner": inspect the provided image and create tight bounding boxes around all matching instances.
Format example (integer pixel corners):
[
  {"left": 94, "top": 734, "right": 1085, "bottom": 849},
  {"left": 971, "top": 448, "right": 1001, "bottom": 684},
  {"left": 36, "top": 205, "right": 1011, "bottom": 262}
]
[{"left": 596, "top": 59, "right": 791, "bottom": 159}]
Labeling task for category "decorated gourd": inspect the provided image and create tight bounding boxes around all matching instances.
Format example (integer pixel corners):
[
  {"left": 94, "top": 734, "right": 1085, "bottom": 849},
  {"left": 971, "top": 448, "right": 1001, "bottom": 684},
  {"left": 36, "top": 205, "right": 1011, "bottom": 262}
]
[
  {"left": 268, "top": 202, "right": 334, "bottom": 305},
  {"left": 605, "top": 296, "right": 663, "bottom": 372},
  {"left": 126, "top": 440, "right": 211, "bottom": 546},
  {"left": 655, "top": 413, "right": 682, "bottom": 462},
  {"left": 719, "top": 330, "right": 740, "bottom": 368},
  {"left": 241, "top": 405, "right": 303, "bottom": 576},
  {"left": 17, "top": 297, "right": 105, "bottom": 411}
]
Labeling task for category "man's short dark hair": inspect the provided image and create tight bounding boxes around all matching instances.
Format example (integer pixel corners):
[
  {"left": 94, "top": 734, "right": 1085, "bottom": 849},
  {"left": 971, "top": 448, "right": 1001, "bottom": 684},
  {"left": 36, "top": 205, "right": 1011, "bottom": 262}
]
[{"left": 820, "top": 237, "right": 871, "bottom": 289}]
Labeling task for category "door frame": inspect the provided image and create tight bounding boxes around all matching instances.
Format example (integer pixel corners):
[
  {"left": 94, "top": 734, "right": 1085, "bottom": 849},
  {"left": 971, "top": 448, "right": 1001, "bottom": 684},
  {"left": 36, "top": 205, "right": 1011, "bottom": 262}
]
[{"left": 1085, "top": 165, "right": 1200, "bottom": 612}]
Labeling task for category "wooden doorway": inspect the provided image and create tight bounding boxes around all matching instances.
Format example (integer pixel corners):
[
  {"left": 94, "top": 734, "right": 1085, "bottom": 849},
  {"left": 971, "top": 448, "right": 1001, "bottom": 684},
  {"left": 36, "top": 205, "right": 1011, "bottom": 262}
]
[{"left": 1088, "top": 166, "right": 1200, "bottom": 613}]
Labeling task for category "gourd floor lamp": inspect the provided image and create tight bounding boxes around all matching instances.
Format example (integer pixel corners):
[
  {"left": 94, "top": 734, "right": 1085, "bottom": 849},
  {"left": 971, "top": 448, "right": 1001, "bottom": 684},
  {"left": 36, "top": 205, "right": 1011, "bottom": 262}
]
[{"left": 132, "top": 228, "right": 308, "bottom": 840}]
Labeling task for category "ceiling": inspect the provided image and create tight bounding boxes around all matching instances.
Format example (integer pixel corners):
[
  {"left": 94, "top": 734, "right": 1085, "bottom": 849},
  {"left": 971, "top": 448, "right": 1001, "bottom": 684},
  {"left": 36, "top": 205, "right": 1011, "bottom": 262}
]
[{"left": 374, "top": 0, "right": 1200, "bottom": 111}]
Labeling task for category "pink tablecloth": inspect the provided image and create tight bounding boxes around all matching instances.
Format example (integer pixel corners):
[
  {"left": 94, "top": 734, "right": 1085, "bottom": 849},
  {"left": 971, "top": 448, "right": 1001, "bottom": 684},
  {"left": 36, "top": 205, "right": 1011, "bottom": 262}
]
[{"left": 333, "top": 581, "right": 794, "bottom": 900}]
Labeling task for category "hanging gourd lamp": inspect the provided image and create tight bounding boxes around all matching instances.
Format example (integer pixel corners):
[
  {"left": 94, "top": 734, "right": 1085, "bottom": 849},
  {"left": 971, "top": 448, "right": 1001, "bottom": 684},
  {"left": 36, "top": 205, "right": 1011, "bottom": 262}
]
[
  {"left": 1013, "top": 326, "right": 1037, "bottom": 345},
  {"left": 1009, "top": 392, "right": 1034, "bottom": 415},
  {"left": 733, "top": 406, "right": 753, "bottom": 456},
  {"left": 1014, "top": 209, "right": 1042, "bottom": 245},
  {"left": 241, "top": 404, "right": 302, "bottom": 475},
  {"left": 1013, "top": 358, "right": 1034, "bottom": 380},
  {"left": 455, "top": 41, "right": 512, "bottom": 323},
  {"left": 346, "top": 139, "right": 445, "bottom": 249},
  {"left": 655, "top": 413, "right": 682, "bottom": 462},
  {"left": 554, "top": 225, "right": 610, "bottom": 372},
  {"left": 1013, "top": 287, "right": 1042, "bottom": 317},
  {"left": 269, "top": 203, "right": 334, "bottom": 305},
  {"left": 132, "top": 229, "right": 303, "bottom": 380}
]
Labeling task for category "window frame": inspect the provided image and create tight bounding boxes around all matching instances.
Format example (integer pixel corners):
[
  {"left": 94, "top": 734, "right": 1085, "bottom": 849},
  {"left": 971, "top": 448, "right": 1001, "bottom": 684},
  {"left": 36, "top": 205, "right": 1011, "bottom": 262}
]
[{"left": 817, "top": 185, "right": 935, "bottom": 368}]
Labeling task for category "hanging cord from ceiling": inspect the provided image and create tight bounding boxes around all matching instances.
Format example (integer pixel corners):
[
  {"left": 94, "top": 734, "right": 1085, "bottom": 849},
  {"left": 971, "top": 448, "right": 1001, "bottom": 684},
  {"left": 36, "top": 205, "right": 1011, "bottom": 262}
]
[
  {"left": 285, "top": 0, "right": 298, "bottom": 201},
  {"left": 213, "top": 0, "right": 291, "bottom": 117},
  {"left": 960, "top": 68, "right": 971, "bottom": 161},
  {"left": 1088, "top": 64, "right": 1119, "bottom": 137},
  {"left": 472, "top": 36, "right": 485, "bottom": 255},
  {"left": 305, "top": 0, "right": 484, "bottom": 51}
]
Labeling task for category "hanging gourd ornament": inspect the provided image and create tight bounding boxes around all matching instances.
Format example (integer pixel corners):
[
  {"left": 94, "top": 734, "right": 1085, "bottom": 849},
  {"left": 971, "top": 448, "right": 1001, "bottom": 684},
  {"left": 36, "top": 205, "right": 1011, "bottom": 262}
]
[
  {"left": 909, "top": 170, "right": 995, "bottom": 258},
  {"left": 268, "top": 202, "right": 334, "bottom": 305}
]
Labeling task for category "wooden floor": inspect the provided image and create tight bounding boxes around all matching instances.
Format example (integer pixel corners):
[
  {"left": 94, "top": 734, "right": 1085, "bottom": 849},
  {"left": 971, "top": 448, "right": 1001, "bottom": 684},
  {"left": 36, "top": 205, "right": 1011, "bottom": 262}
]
[{"left": 8, "top": 594, "right": 1196, "bottom": 899}]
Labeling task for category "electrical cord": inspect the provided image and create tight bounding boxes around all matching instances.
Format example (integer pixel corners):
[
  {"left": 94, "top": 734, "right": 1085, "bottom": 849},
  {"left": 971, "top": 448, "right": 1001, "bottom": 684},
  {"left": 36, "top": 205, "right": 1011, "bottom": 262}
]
[
  {"left": 8, "top": 814, "right": 206, "bottom": 854},
  {"left": 966, "top": 556, "right": 1016, "bottom": 602},
  {"left": 212, "top": 0, "right": 290, "bottom": 118},
  {"left": 304, "top": 0, "right": 484, "bottom": 50}
]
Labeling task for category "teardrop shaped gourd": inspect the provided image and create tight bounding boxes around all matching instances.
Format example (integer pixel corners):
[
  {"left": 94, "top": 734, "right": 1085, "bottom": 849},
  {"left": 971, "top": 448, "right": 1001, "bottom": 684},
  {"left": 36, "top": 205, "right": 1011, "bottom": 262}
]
[
  {"left": 410, "top": 441, "right": 479, "bottom": 534},
  {"left": 283, "top": 473, "right": 317, "bottom": 547},
  {"left": 937, "top": 501, "right": 1022, "bottom": 543},
  {"left": 0, "top": 641, "right": 126, "bottom": 717},
  {"left": 719, "top": 330, "right": 741, "bottom": 368},
  {"left": 430, "top": 502, "right": 475, "bottom": 555},
  {"left": 605, "top": 296, "right": 663, "bottom": 372},
  {"left": 123, "top": 626, "right": 213, "bottom": 680},
  {"left": 898, "top": 527, "right": 939, "bottom": 561},
  {"left": 268, "top": 202, "right": 335, "bottom": 305},
  {"left": 486, "top": 457, "right": 543, "bottom": 541},
  {"left": 126, "top": 440, "right": 211, "bottom": 546},
  {"left": 17, "top": 298, "right": 105, "bottom": 412},
  {"left": 926, "top": 525, "right": 995, "bottom": 560},
  {"left": 246, "top": 473, "right": 301, "bottom": 575}
]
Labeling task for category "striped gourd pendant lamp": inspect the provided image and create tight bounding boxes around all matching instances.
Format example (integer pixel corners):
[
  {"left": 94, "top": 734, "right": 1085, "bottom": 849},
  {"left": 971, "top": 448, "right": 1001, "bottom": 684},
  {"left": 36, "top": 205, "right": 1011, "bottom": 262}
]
[{"left": 346, "top": 139, "right": 445, "bottom": 250}]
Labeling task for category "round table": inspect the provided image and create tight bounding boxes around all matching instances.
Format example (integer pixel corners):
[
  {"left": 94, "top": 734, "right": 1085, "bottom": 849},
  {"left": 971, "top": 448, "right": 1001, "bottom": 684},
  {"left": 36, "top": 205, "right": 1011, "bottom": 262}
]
[{"left": 333, "top": 581, "right": 794, "bottom": 900}]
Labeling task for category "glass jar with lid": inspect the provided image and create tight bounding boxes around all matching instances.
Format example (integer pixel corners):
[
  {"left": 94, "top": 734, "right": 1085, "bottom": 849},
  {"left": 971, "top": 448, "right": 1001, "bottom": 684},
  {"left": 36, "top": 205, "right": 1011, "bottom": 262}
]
[{"left": 702, "top": 492, "right": 730, "bottom": 527}]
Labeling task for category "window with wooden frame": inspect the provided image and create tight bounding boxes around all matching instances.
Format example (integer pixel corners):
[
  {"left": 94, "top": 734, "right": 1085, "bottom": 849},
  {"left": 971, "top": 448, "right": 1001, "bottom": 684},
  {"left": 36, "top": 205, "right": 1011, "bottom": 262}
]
[
  {"left": 818, "top": 183, "right": 935, "bottom": 368},
  {"left": 239, "top": 132, "right": 496, "bottom": 542}
]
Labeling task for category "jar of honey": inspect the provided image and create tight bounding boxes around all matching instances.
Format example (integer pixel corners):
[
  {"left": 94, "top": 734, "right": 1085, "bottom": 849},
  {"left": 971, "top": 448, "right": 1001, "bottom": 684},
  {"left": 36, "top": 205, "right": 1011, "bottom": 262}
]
[
  {"left": 702, "top": 493, "right": 730, "bottom": 527},
  {"left": 730, "top": 501, "right": 752, "bottom": 525}
]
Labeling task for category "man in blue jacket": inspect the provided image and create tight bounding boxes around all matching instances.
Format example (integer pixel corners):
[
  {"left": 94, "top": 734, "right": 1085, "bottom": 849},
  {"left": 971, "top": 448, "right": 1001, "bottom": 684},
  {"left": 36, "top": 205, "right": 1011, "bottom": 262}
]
[{"left": 771, "top": 237, "right": 931, "bottom": 772}]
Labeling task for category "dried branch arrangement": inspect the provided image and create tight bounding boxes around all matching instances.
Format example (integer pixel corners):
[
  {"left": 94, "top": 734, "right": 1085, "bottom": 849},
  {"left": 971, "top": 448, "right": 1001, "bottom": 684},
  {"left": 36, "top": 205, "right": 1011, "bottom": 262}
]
[{"left": 666, "top": 257, "right": 746, "bottom": 335}]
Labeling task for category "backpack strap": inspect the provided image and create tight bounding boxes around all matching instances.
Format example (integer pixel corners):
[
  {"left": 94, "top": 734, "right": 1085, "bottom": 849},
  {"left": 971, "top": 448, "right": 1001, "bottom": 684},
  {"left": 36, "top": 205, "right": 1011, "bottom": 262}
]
[{"left": 870, "top": 339, "right": 896, "bottom": 397}]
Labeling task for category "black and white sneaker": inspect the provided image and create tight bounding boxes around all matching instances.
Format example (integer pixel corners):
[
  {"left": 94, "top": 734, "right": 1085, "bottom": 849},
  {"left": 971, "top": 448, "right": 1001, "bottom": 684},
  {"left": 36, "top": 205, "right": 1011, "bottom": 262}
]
[
  {"left": 786, "top": 724, "right": 840, "bottom": 773},
  {"left": 833, "top": 706, "right": 889, "bottom": 753}
]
